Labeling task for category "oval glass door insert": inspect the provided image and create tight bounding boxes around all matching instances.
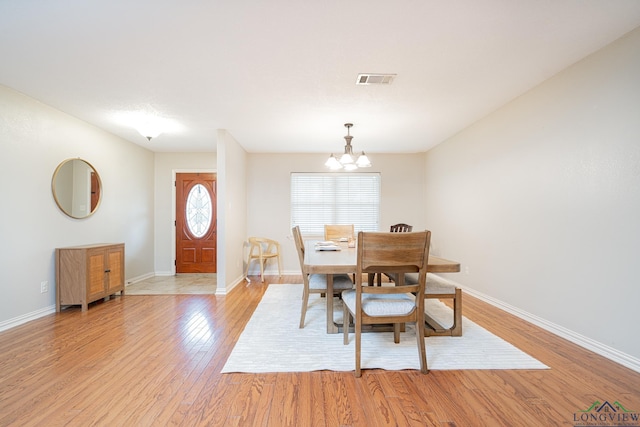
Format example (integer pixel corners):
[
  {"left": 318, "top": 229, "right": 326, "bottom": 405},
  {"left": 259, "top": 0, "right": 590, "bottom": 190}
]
[{"left": 185, "top": 184, "right": 212, "bottom": 238}]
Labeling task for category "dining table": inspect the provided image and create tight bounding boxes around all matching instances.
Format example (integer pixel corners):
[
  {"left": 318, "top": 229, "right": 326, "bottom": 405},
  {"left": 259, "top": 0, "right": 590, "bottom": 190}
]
[{"left": 303, "top": 240, "right": 461, "bottom": 334}]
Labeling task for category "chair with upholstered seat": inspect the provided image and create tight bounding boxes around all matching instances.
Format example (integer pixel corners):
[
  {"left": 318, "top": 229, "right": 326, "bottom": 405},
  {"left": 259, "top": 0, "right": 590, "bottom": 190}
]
[
  {"left": 324, "top": 224, "right": 355, "bottom": 242},
  {"left": 342, "top": 230, "right": 431, "bottom": 377},
  {"left": 386, "top": 272, "right": 462, "bottom": 337},
  {"left": 390, "top": 223, "right": 413, "bottom": 232},
  {"left": 325, "top": 224, "right": 357, "bottom": 281},
  {"left": 372, "top": 223, "right": 414, "bottom": 286},
  {"left": 292, "top": 226, "right": 354, "bottom": 328},
  {"left": 244, "top": 237, "right": 283, "bottom": 282}
]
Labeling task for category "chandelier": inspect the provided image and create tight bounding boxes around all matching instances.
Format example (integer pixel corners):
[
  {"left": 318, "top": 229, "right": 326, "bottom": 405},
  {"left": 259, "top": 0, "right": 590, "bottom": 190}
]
[{"left": 325, "top": 123, "right": 371, "bottom": 171}]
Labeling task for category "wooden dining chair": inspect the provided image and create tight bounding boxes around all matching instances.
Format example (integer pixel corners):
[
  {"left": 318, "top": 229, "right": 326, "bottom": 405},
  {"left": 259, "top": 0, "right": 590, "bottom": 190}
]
[
  {"left": 325, "top": 224, "right": 357, "bottom": 281},
  {"left": 372, "top": 223, "right": 414, "bottom": 286},
  {"left": 386, "top": 272, "right": 463, "bottom": 337},
  {"left": 244, "top": 237, "right": 283, "bottom": 282},
  {"left": 292, "top": 226, "right": 354, "bottom": 328},
  {"left": 390, "top": 223, "right": 413, "bottom": 232},
  {"left": 342, "top": 230, "right": 431, "bottom": 377},
  {"left": 324, "top": 224, "right": 355, "bottom": 242}
]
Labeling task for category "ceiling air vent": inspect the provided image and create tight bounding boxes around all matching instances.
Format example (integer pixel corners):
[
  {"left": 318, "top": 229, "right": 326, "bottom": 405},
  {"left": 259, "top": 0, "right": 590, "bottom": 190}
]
[{"left": 356, "top": 73, "right": 396, "bottom": 85}]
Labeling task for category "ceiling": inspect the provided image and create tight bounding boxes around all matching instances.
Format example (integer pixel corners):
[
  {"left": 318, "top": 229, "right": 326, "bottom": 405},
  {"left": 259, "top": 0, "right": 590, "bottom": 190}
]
[{"left": 2, "top": 1, "right": 640, "bottom": 154}]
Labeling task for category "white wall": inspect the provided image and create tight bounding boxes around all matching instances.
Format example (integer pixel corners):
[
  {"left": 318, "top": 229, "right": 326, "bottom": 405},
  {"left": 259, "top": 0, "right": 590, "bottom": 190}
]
[
  {"left": 424, "top": 27, "right": 640, "bottom": 364},
  {"left": 153, "top": 152, "right": 217, "bottom": 276},
  {"left": 216, "top": 130, "right": 248, "bottom": 294},
  {"left": 0, "top": 84, "right": 155, "bottom": 328},
  {"left": 246, "top": 153, "right": 427, "bottom": 275}
]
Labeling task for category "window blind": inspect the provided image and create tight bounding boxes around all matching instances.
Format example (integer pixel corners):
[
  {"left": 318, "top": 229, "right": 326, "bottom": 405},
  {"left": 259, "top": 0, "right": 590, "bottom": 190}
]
[{"left": 291, "top": 172, "right": 380, "bottom": 236}]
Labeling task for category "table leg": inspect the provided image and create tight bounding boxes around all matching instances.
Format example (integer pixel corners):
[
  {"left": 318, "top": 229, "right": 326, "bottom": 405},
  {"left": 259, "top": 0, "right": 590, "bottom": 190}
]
[
  {"left": 367, "top": 273, "right": 374, "bottom": 286},
  {"left": 326, "top": 274, "right": 338, "bottom": 334}
]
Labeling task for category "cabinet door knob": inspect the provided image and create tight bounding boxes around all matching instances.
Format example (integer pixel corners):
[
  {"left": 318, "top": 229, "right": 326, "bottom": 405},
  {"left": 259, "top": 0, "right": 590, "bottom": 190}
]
[{"left": 105, "top": 269, "right": 111, "bottom": 273}]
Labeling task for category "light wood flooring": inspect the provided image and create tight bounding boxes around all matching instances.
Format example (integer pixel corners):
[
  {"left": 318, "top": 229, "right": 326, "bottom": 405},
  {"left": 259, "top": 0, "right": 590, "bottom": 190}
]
[{"left": 1, "top": 274, "right": 639, "bottom": 426}]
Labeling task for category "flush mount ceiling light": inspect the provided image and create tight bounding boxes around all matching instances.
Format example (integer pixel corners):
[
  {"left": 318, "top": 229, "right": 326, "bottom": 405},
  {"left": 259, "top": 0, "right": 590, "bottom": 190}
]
[
  {"left": 325, "top": 123, "right": 371, "bottom": 171},
  {"left": 132, "top": 114, "right": 170, "bottom": 141},
  {"left": 112, "top": 111, "right": 182, "bottom": 142},
  {"left": 135, "top": 122, "right": 163, "bottom": 141}
]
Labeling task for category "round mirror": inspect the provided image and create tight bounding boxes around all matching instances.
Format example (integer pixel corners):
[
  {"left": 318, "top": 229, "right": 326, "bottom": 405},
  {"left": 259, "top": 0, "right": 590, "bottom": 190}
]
[{"left": 51, "top": 158, "right": 102, "bottom": 219}]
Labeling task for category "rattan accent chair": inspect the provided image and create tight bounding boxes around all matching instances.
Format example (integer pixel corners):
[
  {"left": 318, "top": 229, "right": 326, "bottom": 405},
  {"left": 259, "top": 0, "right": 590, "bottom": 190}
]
[{"left": 244, "top": 237, "right": 283, "bottom": 282}]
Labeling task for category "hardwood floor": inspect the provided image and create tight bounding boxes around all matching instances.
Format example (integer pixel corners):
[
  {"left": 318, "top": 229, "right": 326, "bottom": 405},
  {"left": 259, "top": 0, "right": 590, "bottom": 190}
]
[{"left": 1, "top": 275, "right": 639, "bottom": 426}]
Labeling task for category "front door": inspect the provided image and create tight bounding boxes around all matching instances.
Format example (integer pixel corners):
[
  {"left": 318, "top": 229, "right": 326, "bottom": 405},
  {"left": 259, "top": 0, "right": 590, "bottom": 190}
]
[{"left": 175, "top": 173, "right": 217, "bottom": 273}]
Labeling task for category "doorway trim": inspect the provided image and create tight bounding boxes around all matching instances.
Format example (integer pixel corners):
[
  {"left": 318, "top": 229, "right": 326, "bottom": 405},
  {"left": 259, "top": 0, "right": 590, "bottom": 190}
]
[{"left": 171, "top": 168, "right": 217, "bottom": 275}]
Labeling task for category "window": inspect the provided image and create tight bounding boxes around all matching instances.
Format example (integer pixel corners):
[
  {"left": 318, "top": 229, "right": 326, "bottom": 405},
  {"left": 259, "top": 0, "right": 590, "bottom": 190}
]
[
  {"left": 185, "top": 184, "right": 212, "bottom": 238},
  {"left": 291, "top": 172, "right": 380, "bottom": 236}
]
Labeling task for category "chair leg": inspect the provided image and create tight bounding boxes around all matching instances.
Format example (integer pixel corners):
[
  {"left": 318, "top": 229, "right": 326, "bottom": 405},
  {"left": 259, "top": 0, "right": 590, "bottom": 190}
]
[
  {"left": 450, "top": 288, "right": 463, "bottom": 336},
  {"left": 355, "top": 315, "right": 362, "bottom": 377},
  {"left": 259, "top": 257, "right": 265, "bottom": 282},
  {"left": 416, "top": 319, "right": 429, "bottom": 374},
  {"left": 244, "top": 255, "right": 252, "bottom": 281},
  {"left": 393, "top": 323, "right": 401, "bottom": 343},
  {"left": 343, "top": 304, "right": 350, "bottom": 345},
  {"left": 299, "top": 286, "right": 310, "bottom": 328},
  {"left": 277, "top": 254, "right": 283, "bottom": 278}
]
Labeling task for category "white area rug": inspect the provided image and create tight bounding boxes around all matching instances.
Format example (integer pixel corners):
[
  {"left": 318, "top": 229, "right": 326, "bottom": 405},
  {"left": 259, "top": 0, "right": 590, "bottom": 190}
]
[{"left": 222, "top": 284, "right": 548, "bottom": 373}]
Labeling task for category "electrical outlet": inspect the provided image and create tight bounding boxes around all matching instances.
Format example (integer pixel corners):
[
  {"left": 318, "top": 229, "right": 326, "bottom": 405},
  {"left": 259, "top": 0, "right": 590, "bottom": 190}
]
[
  {"left": 464, "top": 266, "right": 470, "bottom": 275},
  {"left": 40, "top": 281, "right": 49, "bottom": 293}
]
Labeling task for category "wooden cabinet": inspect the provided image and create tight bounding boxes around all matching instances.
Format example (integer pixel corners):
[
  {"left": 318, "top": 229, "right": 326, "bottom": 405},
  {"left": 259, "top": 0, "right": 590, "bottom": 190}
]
[{"left": 55, "top": 243, "right": 125, "bottom": 312}]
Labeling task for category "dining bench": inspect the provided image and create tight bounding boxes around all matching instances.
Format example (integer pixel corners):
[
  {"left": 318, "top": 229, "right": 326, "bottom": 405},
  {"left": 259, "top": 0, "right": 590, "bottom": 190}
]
[{"left": 383, "top": 272, "right": 462, "bottom": 337}]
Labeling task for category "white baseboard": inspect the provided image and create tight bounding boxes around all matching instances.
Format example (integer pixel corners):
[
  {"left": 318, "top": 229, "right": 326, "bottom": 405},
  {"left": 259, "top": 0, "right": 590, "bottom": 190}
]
[
  {"left": 434, "top": 275, "right": 640, "bottom": 374},
  {"left": 245, "top": 267, "right": 299, "bottom": 277},
  {"left": 154, "top": 271, "right": 175, "bottom": 277},
  {"left": 216, "top": 274, "right": 246, "bottom": 295},
  {"left": 125, "top": 272, "right": 156, "bottom": 285},
  {"left": 219, "top": 271, "right": 300, "bottom": 295},
  {"left": 0, "top": 305, "right": 56, "bottom": 333}
]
